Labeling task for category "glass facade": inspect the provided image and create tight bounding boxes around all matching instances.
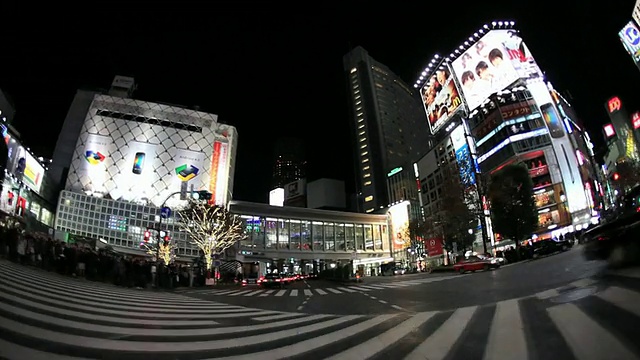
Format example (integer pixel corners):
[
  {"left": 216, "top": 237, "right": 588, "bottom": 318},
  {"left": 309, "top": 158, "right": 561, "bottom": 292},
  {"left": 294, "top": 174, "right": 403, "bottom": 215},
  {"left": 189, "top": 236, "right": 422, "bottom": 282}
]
[
  {"left": 237, "top": 214, "right": 388, "bottom": 254},
  {"left": 54, "top": 190, "right": 200, "bottom": 256}
]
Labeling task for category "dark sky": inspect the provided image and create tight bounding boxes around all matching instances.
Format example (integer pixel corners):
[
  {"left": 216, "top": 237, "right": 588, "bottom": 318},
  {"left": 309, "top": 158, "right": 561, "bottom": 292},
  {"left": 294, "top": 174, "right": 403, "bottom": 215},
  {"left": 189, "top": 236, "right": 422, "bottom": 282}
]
[{"left": 3, "top": 1, "right": 639, "bottom": 203}]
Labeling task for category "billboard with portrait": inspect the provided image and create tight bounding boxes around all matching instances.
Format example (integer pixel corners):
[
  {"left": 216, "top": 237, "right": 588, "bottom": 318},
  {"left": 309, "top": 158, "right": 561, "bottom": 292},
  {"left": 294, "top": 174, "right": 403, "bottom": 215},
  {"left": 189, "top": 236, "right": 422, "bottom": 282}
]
[
  {"left": 452, "top": 29, "right": 543, "bottom": 111},
  {"left": 388, "top": 200, "right": 410, "bottom": 250},
  {"left": 420, "top": 64, "right": 463, "bottom": 134},
  {"left": 65, "top": 95, "right": 235, "bottom": 207}
]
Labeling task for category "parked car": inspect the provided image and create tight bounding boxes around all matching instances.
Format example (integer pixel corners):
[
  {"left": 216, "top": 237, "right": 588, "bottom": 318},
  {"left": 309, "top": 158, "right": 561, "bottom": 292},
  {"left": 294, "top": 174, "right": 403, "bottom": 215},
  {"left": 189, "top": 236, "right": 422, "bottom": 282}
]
[
  {"left": 583, "top": 185, "right": 640, "bottom": 267},
  {"left": 454, "top": 255, "right": 499, "bottom": 274}
]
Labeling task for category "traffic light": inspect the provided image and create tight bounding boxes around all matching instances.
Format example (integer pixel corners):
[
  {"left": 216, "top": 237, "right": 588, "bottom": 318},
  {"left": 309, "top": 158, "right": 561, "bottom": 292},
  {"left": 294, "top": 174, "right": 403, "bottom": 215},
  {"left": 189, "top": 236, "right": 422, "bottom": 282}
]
[
  {"left": 613, "top": 172, "right": 620, "bottom": 181},
  {"left": 192, "top": 190, "right": 212, "bottom": 200},
  {"left": 163, "top": 235, "right": 170, "bottom": 246},
  {"left": 144, "top": 230, "right": 151, "bottom": 242}
]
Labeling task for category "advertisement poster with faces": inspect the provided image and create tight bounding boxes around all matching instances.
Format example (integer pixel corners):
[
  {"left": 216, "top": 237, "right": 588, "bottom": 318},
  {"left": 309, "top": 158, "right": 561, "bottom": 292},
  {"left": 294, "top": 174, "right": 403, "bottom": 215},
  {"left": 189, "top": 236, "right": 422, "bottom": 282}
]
[
  {"left": 452, "top": 29, "right": 543, "bottom": 111},
  {"left": 420, "top": 64, "right": 463, "bottom": 134}
]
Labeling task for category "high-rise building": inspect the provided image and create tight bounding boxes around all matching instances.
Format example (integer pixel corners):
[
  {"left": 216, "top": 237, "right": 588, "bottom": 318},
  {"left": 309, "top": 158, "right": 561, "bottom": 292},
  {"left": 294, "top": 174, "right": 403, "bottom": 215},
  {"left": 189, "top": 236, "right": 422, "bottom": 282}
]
[
  {"left": 271, "top": 137, "right": 306, "bottom": 189},
  {"left": 412, "top": 23, "right": 595, "bottom": 247},
  {"left": 344, "top": 46, "right": 431, "bottom": 214}
]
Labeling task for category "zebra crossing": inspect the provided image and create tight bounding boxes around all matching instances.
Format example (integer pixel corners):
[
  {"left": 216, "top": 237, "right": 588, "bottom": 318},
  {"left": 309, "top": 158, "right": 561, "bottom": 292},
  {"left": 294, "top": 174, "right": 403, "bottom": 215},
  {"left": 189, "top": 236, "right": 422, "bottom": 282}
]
[
  {"left": 176, "top": 274, "right": 464, "bottom": 297},
  {"left": 1, "top": 259, "right": 640, "bottom": 360}
]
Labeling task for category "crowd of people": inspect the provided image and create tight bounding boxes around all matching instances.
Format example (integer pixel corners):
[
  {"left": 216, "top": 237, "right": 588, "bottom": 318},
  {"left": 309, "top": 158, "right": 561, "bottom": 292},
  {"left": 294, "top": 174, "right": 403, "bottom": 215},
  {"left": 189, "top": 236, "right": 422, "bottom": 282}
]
[{"left": 0, "top": 223, "right": 210, "bottom": 289}]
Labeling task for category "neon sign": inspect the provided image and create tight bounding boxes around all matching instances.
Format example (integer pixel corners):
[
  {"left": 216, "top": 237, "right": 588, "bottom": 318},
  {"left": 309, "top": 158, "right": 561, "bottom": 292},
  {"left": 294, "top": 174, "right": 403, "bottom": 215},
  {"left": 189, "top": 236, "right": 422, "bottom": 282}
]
[{"left": 608, "top": 97, "right": 622, "bottom": 113}]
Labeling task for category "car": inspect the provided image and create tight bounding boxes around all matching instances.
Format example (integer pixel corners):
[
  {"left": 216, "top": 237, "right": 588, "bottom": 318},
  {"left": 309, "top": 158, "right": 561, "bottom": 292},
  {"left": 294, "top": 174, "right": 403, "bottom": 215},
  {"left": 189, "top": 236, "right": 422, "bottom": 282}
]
[
  {"left": 241, "top": 273, "right": 263, "bottom": 287},
  {"left": 454, "top": 255, "right": 499, "bottom": 274},
  {"left": 393, "top": 267, "right": 406, "bottom": 275},
  {"left": 583, "top": 185, "right": 640, "bottom": 267},
  {"left": 531, "top": 238, "right": 572, "bottom": 259},
  {"left": 261, "top": 273, "right": 289, "bottom": 288}
]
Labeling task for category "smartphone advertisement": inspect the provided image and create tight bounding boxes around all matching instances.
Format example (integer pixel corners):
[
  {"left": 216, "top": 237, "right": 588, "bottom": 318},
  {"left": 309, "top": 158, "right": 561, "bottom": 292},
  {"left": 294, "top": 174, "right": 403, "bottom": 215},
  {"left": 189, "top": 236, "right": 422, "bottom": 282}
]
[
  {"left": 540, "top": 103, "right": 565, "bottom": 139},
  {"left": 528, "top": 81, "right": 588, "bottom": 216}
]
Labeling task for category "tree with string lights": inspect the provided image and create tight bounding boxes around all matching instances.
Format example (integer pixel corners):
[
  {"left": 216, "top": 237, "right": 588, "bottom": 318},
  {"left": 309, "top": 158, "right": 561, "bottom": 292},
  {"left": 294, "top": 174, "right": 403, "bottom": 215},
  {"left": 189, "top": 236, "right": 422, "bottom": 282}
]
[
  {"left": 177, "top": 200, "right": 246, "bottom": 276},
  {"left": 141, "top": 240, "right": 177, "bottom": 265}
]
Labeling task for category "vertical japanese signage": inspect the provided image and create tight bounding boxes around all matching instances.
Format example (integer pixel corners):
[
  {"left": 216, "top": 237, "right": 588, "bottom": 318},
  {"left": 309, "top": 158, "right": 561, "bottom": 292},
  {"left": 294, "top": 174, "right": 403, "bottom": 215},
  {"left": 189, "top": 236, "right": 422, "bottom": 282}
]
[{"left": 208, "top": 141, "right": 229, "bottom": 206}]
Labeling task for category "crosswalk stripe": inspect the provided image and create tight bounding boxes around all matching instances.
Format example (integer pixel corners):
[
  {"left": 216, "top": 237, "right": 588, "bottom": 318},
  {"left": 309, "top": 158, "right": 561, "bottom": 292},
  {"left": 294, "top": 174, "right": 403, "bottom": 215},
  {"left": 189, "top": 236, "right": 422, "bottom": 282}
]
[
  {"left": 0, "top": 284, "right": 250, "bottom": 318},
  {"left": 547, "top": 303, "right": 638, "bottom": 360},
  {"left": 358, "top": 285, "right": 386, "bottom": 290},
  {"left": 228, "top": 290, "right": 253, "bottom": 296},
  {"left": 4, "top": 260, "right": 640, "bottom": 360},
  {"left": 326, "top": 312, "right": 436, "bottom": 360},
  {"left": 304, "top": 289, "right": 313, "bottom": 296},
  {"left": 216, "top": 315, "right": 396, "bottom": 360},
  {"left": 596, "top": 286, "right": 640, "bottom": 317},
  {"left": 350, "top": 286, "right": 371, "bottom": 291},
  {"left": 535, "top": 288, "right": 560, "bottom": 300},
  {"left": 484, "top": 300, "right": 528, "bottom": 360},
  {"left": 259, "top": 290, "right": 275, "bottom": 297},
  {"left": 0, "top": 337, "right": 86, "bottom": 360},
  {"left": 0, "top": 314, "right": 359, "bottom": 352},
  {"left": 0, "top": 264, "right": 203, "bottom": 303},
  {"left": 0, "top": 276, "right": 227, "bottom": 310},
  {"left": 251, "top": 313, "right": 315, "bottom": 322},
  {"left": 337, "top": 287, "right": 357, "bottom": 293},
  {"left": 0, "top": 270, "right": 209, "bottom": 305},
  {"left": 404, "top": 306, "right": 477, "bottom": 360}
]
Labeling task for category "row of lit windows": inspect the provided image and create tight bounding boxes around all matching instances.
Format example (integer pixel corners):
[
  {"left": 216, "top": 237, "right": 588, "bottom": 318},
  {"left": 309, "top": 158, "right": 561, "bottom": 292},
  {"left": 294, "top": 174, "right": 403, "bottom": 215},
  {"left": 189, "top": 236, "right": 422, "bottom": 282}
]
[
  {"left": 239, "top": 215, "right": 388, "bottom": 252},
  {"left": 350, "top": 68, "right": 375, "bottom": 208}
]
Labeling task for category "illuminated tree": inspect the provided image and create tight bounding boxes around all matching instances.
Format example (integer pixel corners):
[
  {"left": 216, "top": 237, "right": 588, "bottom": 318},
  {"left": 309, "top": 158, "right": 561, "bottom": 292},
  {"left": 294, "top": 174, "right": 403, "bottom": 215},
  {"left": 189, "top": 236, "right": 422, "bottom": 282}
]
[
  {"left": 142, "top": 241, "right": 176, "bottom": 265},
  {"left": 177, "top": 200, "right": 246, "bottom": 273}
]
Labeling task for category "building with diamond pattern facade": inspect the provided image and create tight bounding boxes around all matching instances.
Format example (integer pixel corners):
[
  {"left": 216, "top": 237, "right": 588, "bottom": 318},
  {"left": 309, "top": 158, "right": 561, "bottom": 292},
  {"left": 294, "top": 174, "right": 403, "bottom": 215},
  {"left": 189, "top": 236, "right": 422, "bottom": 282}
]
[{"left": 52, "top": 78, "right": 237, "bottom": 256}]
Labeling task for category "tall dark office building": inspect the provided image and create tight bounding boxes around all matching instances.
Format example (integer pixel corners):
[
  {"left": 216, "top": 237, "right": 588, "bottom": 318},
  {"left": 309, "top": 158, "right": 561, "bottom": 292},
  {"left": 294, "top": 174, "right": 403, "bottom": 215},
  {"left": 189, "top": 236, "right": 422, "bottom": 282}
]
[
  {"left": 343, "top": 46, "right": 431, "bottom": 213},
  {"left": 271, "top": 137, "right": 307, "bottom": 189}
]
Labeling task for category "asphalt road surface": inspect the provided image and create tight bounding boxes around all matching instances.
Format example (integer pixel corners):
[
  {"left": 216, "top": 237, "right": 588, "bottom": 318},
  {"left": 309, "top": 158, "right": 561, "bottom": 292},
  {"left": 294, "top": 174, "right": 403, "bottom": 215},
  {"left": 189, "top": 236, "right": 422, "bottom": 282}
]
[{"left": 1, "top": 246, "right": 640, "bottom": 359}]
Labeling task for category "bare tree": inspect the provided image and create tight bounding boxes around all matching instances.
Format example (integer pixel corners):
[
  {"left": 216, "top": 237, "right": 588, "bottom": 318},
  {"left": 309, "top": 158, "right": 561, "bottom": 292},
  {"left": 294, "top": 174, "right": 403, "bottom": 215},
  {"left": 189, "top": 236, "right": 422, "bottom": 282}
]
[{"left": 177, "top": 201, "right": 246, "bottom": 272}]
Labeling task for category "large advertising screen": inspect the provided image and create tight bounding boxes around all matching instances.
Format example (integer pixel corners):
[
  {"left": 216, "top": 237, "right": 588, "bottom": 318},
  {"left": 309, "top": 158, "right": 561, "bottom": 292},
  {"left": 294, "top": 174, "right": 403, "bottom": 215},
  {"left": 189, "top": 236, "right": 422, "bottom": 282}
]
[
  {"left": 65, "top": 96, "right": 233, "bottom": 208},
  {"left": 452, "top": 29, "right": 543, "bottom": 111},
  {"left": 420, "top": 64, "right": 463, "bottom": 134},
  {"left": 388, "top": 200, "right": 410, "bottom": 251},
  {"left": 1, "top": 130, "right": 45, "bottom": 194}
]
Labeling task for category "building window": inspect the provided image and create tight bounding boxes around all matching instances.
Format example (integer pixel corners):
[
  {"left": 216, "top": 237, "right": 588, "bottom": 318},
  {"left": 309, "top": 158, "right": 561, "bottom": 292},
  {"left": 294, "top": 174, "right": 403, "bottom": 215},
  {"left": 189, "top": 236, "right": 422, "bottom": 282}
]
[
  {"left": 364, "top": 224, "right": 373, "bottom": 251},
  {"left": 301, "top": 220, "right": 311, "bottom": 250},
  {"left": 266, "top": 218, "right": 277, "bottom": 249},
  {"left": 277, "top": 219, "right": 289, "bottom": 249},
  {"left": 290, "top": 219, "right": 301, "bottom": 250},
  {"left": 364, "top": 195, "right": 373, "bottom": 202},
  {"left": 335, "top": 223, "right": 345, "bottom": 250},
  {"left": 364, "top": 181, "right": 372, "bottom": 186},
  {"left": 345, "top": 224, "right": 355, "bottom": 251},
  {"left": 312, "top": 221, "right": 323, "bottom": 250},
  {"left": 324, "top": 223, "right": 335, "bottom": 250}
]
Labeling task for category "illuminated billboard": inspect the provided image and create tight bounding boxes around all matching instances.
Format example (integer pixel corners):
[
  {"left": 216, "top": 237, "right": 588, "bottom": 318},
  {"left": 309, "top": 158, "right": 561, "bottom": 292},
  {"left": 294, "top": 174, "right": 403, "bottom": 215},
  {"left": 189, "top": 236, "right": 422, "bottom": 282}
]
[
  {"left": 65, "top": 95, "right": 236, "bottom": 207},
  {"left": 1, "top": 132, "right": 45, "bottom": 194},
  {"left": 604, "top": 123, "right": 616, "bottom": 138},
  {"left": 388, "top": 200, "right": 410, "bottom": 251},
  {"left": 619, "top": 21, "right": 640, "bottom": 66},
  {"left": 452, "top": 29, "right": 542, "bottom": 111},
  {"left": 420, "top": 64, "right": 463, "bottom": 134}
]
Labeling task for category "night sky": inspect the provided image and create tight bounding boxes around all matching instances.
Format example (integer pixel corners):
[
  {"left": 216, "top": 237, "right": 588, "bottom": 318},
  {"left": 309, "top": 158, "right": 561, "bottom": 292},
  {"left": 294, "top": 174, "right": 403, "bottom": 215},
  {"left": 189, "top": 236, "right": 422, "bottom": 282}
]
[{"left": 3, "top": 1, "right": 639, "bottom": 203}]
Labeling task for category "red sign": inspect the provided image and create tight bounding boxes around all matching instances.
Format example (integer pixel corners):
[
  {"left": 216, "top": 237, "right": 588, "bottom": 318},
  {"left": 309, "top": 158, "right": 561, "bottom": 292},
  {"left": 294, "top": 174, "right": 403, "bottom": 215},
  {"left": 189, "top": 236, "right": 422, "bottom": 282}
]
[
  {"left": 425, "top": 238, "right": 444, "bottom": 257},
  {"left": 604, "top": 123, "right": 616, "bottom": 138},
  {"left": 608, "top": 97, "right": 622, "bottom": 113},
  {"left": 633, "top": 112, "right": 640, "bottom": 130}
]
